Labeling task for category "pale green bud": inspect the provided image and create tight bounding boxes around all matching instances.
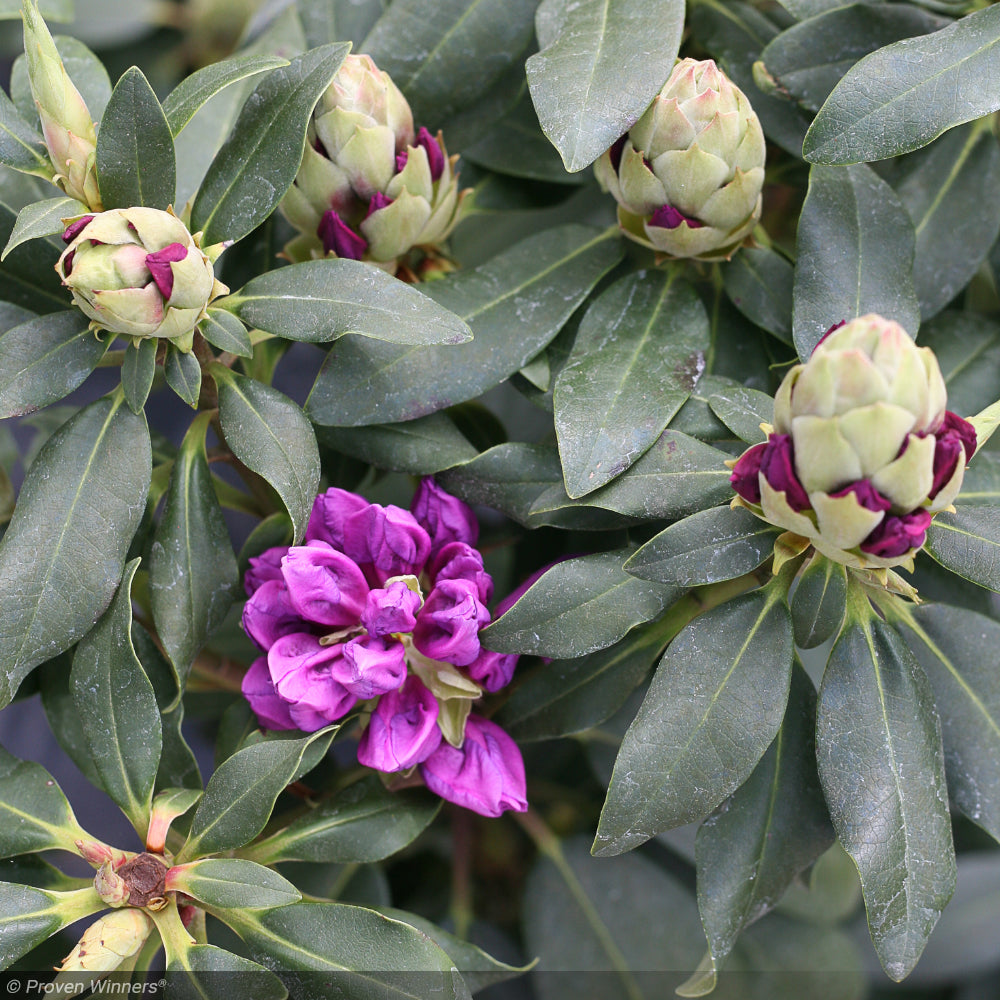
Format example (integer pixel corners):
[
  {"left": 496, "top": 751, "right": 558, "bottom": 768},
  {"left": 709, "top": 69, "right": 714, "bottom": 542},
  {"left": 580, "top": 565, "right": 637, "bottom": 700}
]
[
  {"left": 55, "top": 909, "right": 153, "bottom": 973},
  {"left": 595, "top": 58, "right": 765, "bottom": 261},
  {"left": 94, "top": 861, "right": 130, "bottom": 908}
]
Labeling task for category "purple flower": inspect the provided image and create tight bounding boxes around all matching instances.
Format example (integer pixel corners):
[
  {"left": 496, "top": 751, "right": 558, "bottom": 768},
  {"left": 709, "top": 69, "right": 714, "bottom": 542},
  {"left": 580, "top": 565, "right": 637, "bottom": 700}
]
[
  {"left": 268, "top": 632, "right": 358, "bottom": 727},
  {"left": 241, "top": 657, "right": 296, "bottom": 731},
  {"left": 357, "top": 676, "right": 442, "bottom": 771},
  {"left": 242, "top": 580, "right": 302, "bottom": 650},
  {"left": 729, "top": 442, "right": 766, "bottom": 504},
  {"left": 317, "top": 209, "right": 367, "bottom": 260},
  {"left": 244, "top": 546, "right": 290, "bottom": 597},
  {"left": 465, "top": 648, "right": 518, "bottom": 693},
  {"left": 306, "top": 488, "right": 371, "bottom": 550},
  {"left": 281, "top": 542, "right": 369, "bottom": 627},
  {"left": 413, "top": 579, "right": 490, "bottom": 666},
  {"left": 929, "top": 411, "right": 977, "bottom": 498},
  {"left": 339, "top": 634, "right": 408, "bottom": 698},
  {"left": 145, "top": 242, "right": 188, "bottom": 299},
  {"left": 342, "top": 503, "right": 431, "bottom": 585},
  {"left": 760, "top": 434, "right": 810, "bottom": 511},
  {"left": 62, "top": 216, "right": 94, "bottom": 243},
  {"left": 395, "top": 127, "right": 446, "bottom": 181},
  {"left": 360, "top": 580, "right": 422, "bottom": 638},
  {"left": 829, "top": 479, "right": 891, "bottom": 513},
  {"left": 649, "top": 204, "right": 703, "bottom": 230},
  {"left": 411, "top": 477, "right": 479, "bottom": 550},
  {"left": 861, "top": 509, "right": 933, "bottom": 559},
  {"left": 427, "top": 541, "right": 493, "bottom": 603},
  {"left": 420, "top": 715, "right": 528, "bottom": 818},
  {"left": 366, "top": 191, "right": 393, "bottom": 217}
]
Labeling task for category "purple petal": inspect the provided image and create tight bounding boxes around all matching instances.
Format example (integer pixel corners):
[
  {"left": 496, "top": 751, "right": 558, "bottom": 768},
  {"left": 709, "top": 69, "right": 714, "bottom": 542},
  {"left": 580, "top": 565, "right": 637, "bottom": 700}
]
[
  {"left": 244, "top": 546, "right": 290, "bottom": 597},
  {"left": 828, "top": 479, "right": 892, "bottom": 513},
  {"left": 729, "top": 442, "right": 767, "bottom": 504},
  {"left": 343, "top": 503, "right": 432, "bottom": 585},
  {"left": 242, "top": 657, "right": 297, "bottom": 731},
  {"left": 62, "top": 216, "right": 94, "bottom": 243},
  {"left": 268, "top": 632, "right": 358, "bottom": 722},
  {"left": 939, "top": 411, "right": 977, "bottom": 459},
  {"left": 360, "top": 580, "right": 422, "bottom": 638},
  {"left": 366, "top": 191, "right": 393, "bottom": 217},
  {"left": 427, "top": 542, "right": 493, "bottom": 604},
  {"left": 608, "top": 136, "right": 627, "bottom": 172},
  {"left": 412, "top": 579, "right": 490, "bottom": 666},
  {"left": 860, "top": 509, "right": 933, "bottom": 559},
  {"left": 242, "top": 580, "right": 304, "bottom": 651},
  {"left": 395, "top": 149, "right": 409, "bottom": 174},
  {"left": 317, "top": 209, "right": 367, "bottom": 260},
  {"left": 416, "top": 126, "right": 445, "bottom": 181},
  {"left": 420, "top": 714, "right": 527, "bottom": 817},
  {"left": 929, "top": 433, "right": 963, "bottom": 499},
  {"left": 760, "top": 434, "right": 810, "bottom": 511},
  {"left": 649, "top": 204, "right": 703, "bottom": 230},
  {"left": 145, "top": 242, "right": 188, "bottom": 300},
  {"left": 465, "top": 647, "right": 517, "bottom": 693},
  {"left": 305, "top": 488, "right": 371, "bottom": 550},
  {"left": 280, "top": 542, "right": 369, "bottom": 628},
  {"left": 357, "top": 676, "right": 442, "bottom": 772},
  {"left": 411, "top": 478, "right": 479, "bottom": 551},
  {"left": 813, "top": 320, "right": 847, "bottom": 353},
  {"left": 339, "top": 634, "right": 408, "bottom": 698}
]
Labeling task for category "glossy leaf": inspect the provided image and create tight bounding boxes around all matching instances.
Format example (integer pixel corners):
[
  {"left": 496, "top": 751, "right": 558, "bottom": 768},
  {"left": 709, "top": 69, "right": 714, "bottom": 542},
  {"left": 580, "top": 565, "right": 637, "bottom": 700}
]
[
  {"left": 816, "top": 614, "right": 956, "bottom": 981},
  {"left": 0, "top": 309, "right": 105, "bottom": 418},
  {"left": 0, "top": 883, "right": 102, "bottom": 970},
  {"left": 38, "top": 654, "right": 104, "bottom": 789},
  {"left": 1, "top": 195, "right": 85, "bottom": 260},
  {"left": 215, "top": 370, "right": 320, "bottom": 542},
  {"left": 167, "top": 859, "right": 299, "bottom": 910},
  {"left": 164, "top": 943, "right": 287, "bottom": 1000},
  {"left": 624, "top": 506, "right": 776, "bottom": 587},
  {"left": 220, "top": 259, "right": 472, "bottom": 346},
  {"left": 695, "top": 664, "right": 834, "bottom": 981},
  {"left": 0, "top": 203, "right": 70, "bottom": 314},
  {"left": 722, "top": 247, "right": 793, "bottom": 344},
  {"left": 243, "top": 777, "right": 440, "bottom": 866},
  {"left": 526, "top": 0, "right": 685, "bottom": 172},
  {"left": 150, "top": 412, "right": 238, "bottom": 689},
  {"left": 0, "top": 394, "right": 151, "bottom": 708},
  {"left": 483, "top": 549, "right": 680, "bottom": 658},
  {"left": 789, "top": 554, "right": 847, "bottom": 648},
  {"left": 96, "top": 67, "right": 175, "bottom": 210},
  {"left": 121, "top": 336, "right": 156, "bottom": 413},
  {"left": 306, "top": 225, "right": 622, "bottom": 425},
  {"left": 958, "top": 450, "right": 1000, "bottom": 505},
  {"left": 163, "top": 55, "right": 290, "bottom": 136},
  {"left": 554, "top": 270, "right": 708, "bottom": 497},
  {"left": 925, "top": 506, "right": 1000, "bottom": 593},
  {"left": 805, "top": 2, "right": 1000, "bottom": 162},
  {"left": 593, "top": 588, "right": 793, "bottom": 856},
  {"left": 0, "top": 88, "right": 52, "bottom": 179},
  {"left": 708, "top": 386, "right": 774, "bottom": 445},
  {"left": 300, "top": 0, "right": 388, "bottom": 48},
  {"left": 793, "top": 163, "right": 919, "bottom": 358},
  {"left": 177, "top": 727, "right": 336, "bottom": 862},
  {"left": 920, "top": 311, "right": 1000, "bottom": 420},
  {"left": 163, "top": 345, "right": 202, "bottom": 407},
  {"left": 199, "top": 308, "right": 251, "bottom": 357},
  {"left": 191, "top": 43, "right": 350, "bottom": 245},
  {"left": 71, "top": 558, "right": 161, "bottom": 832}
]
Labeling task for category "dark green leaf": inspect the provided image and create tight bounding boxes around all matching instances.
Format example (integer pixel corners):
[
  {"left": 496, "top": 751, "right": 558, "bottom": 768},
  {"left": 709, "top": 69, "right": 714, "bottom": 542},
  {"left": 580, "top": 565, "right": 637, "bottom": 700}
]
[
  {"left": 1, "top": 195, "right": 86, "bottom": 259},
  {"left": 243, "top": 777, "right": 440, "bottom": 865},
  {"left": 624, "top": 506, "right": 776, "bottom": 587},
  {"left": 0, "top": 310, "right": 105, "bottom": 418},
  {"left": 707, "top": 386, "right": 774, "bottom": 445},
  {"left": 96, "top": 67, "right": 175, "bottom": 210},
  {"left": 0, "top": 88, "right": 52, "bottom": 179},
  {"left": 925, "top": 506, "right": 1000, "bottom": 592},
  {"left": 165, "top": 943, "right": 287, "bottom": 1000},
  {"left": 722, "top": 247, "right": 793, "bottom": 344},
  {"left": 0, "top": 203, "right": 70, "bottom": 314},
  {"left": 163, "top": 55, "right": 290, "bottom": 136},
  {"left": 300, "top": 0, "right": 388, "bottom": 49},
  {"left": 178, "top": 728, "right": 336, "bottom": 862},
  {"left": 191, "top": 43, "right": 350, "bottom": 246},
  {"left": 150, "top": 412, "right": 238, "bottom": 689},
  {"left": 957, "top": 450, "right": 1000, "bottom": 505},
  {"left": 199, "top": 308, "right": 251, "bottom": 357},
  {"left": 803, "top": 4, "right": 1000, "bottom": 164},
  {"left": 168, "top": 859, "right": 299, "bottom": 909},
  {"left": 216, "top": 370, "right": 320, "bottom": 542},
  {"left": 554, "top": 270, "right": 708, "bottom": 497},
  {"left": 594, "top": 589, "right": 793, "bottom": 855},
  {"left": 306, "top": 225, "right": 623, "bottom": 425},
  {"left": 0, "top": 883, "right": 100, "bottom": 970},
  {"left": 695, "top": 664, "right": 834, "bottom": 980},
  {"left": 920, "top": 311, "right": 1000, "bottom": 419},
  {"left": 526, "top": 0, "right": 685, "bottom": 171},
  {"left": 0, "top": 394, "right": 151, "bottom": 708},
  {"left": 38, "top": 654, "right": 103, "bottom": 789},
  {"left": 816, "top": 614, "right": 956, "bottom": 981},
  {"left": 483, "top": 549, "right": 680, "bottom": 658},
  {"left": 221, "top": 259, "right": 472, "bottom": 346},
  {"left": 789, "top": 553, "right": 847, "bottom": 648},
  {"left": 793, "top": 163, "right": 919, "bottom": 357},
  {"left": 71, "top": 558, "right": 161, "bottom": 832},
  {"left": 164, "top": 345, "right": 202, "bottom": 407},
  {"left": 121, "top": 336, "right": 156, "bottom": 413}
]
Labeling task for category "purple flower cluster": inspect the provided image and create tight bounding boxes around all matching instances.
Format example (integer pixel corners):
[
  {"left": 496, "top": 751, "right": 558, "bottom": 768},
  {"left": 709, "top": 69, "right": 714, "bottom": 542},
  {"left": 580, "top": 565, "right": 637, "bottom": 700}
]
[{"left": 241, "top": 479, "right": 527, "bottom": 818}]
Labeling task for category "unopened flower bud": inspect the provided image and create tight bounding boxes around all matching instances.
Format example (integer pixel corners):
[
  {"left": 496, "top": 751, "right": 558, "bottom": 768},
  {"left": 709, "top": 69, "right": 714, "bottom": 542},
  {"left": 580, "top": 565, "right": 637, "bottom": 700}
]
[
  {"left": 74, "top": 839, "right": 132, "bottom": 870},
  {"left": 55, "top": 909, "right": 153, "bottom": 973},
  {"left": 56, "top": 207, "right": 228, "bottom": 348},
  {"left": 94, "top": 861, "right": 129, "bottom": 907},
  {"left": 595, "top": 58, "right": 766, "bottom": 261}
]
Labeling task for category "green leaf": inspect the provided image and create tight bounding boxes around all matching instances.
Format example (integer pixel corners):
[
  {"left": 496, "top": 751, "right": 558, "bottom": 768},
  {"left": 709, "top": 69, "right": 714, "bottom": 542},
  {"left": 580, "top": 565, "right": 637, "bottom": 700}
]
[
  {"left": 804, "top": 4, "right": 1000, "bottom": 164},
  {"left": 0, "top": 310, "right": 106, "bottom": 418},
  {"left": 482, "top": 549, "right": 680, "bottom": 658},
  {"left": 0, "top": 743, "right": 89, "bottom": 859},
  {"left": 816, "top": 613, "right": 956, "bottom": 981},
  {"left": 364, "top": 0, "right": 537, "bottom": 129},
  {"left": 150, "top": 412, "right": 238, "bottom": 689},
  {"left": 0, "top": 88, "right": 52, "bottom": 179},
  {"left": 0, "top": 203, "right": 69, "bottom": 314},
  {"left": 217, "top": 901, "right": 470, "bottom": 996},
  {"left": 624, "top": 506, "right": 776, "bottom": 587},
  {"left": 121, "top": 336, "right": 156, "bottom": 413},
  {"left": 163, "top": 55, "right": 290, "bottom": 136},
  {"left": 215, "top": 370, "right": 320, "bottom": 542},
  {"left": 71, "top": 558, "right": 161, "bottom": 833},
  {"left": 793, "top": 163, "right": 919, "bottom": 358},
  {"left": 164, "top": 943, "right": 287, "bottom": 1000},
  {"left": 759, "top": 4, "right": 949, "bottom": 114},
  {"left": 1, "top": 195, "right": 85, "bottom": 259},
  {"left": 0, "top": 394, "right": 151, "bottom": 708},
  {"left": 242, "top": 776, "right": 440, "bottom": 866},
  {"left": 0, "top": 0, "right": 71, "bottom": 17},
  {"left": 163, "top": 345, "right": 202, "bottom": 407},
  {"left": 593, "top": 588, "right": 793, "bottom": 856},
  {"left": 96, "top": 67, "right": 176, "bottom": 211},
  {"left": 554, "top": 270, "right": 708, "bottom": 497},
  {"left": 168, "top": 859, "right": 299, "bottom": 910},
  {"left": 526, "top": 0, "right": 685, "bottom": 172},
  {"left": 199, "top": 308, "right": 251, "bottom": 357},
  {"left": 0, "top": 883, "right": 102, "bottom": 971},
  {"left": 178, "top": 727, "right": 337, "bottom": 862},
  {"left": 695, "top": 664, "right": 834, "bottom": 982},
  {"left": 925, "top": 506, "right": 1000, "bottom": 592},
  {"left": 191, "top": 42, "right": 350, "bottom": 246},
  {"left": 38, "top": 654, "right": 103, "bottom": 789},
  {"left": 300, "top": 0, "right": 387, "bottom": 48},
  {"left": 306, "top": 225, "right": 623, "bottom": 425},
  {"left": 707, "top": 386, "right": 774, "bottom": 445},
  {"left": 896, "top": 125, "right": 1000, "bottom": 321},
  {"left": 722, "top": 246, "right": 793, "bottom": 344},
  {"left": 958, "top": 450, "right": 1000, "bottom": 505},
  {"left": 220, "top": 259, "right": 472, "bottom": 346},
  {"left": 919, "top": 311, "right": 1000, "bottom": 419},
  {"left": 789, "top": 553, "right": 847, "bottom": 648},
  {"left": 900, "top": 603, "right": 1000, "bottom": 842}
]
